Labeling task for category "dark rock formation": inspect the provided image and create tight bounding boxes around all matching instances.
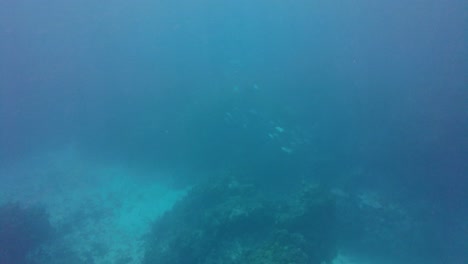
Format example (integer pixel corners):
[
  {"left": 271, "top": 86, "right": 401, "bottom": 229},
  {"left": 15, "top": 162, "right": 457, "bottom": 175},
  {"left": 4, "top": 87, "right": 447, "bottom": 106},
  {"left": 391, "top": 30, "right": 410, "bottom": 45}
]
[
  {"left": 143, "top": 179, "right": 337, "bottom": 264},
  {"left": 0, "top": 203, "right": 53, "bottom": 264}
]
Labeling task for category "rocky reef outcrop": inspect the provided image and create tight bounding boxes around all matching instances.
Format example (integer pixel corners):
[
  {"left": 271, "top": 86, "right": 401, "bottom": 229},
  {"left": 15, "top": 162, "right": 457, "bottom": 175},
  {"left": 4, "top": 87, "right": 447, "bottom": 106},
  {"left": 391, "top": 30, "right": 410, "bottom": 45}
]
[{"left": 143, "top": 179, "right": 337, "bottom": 264}]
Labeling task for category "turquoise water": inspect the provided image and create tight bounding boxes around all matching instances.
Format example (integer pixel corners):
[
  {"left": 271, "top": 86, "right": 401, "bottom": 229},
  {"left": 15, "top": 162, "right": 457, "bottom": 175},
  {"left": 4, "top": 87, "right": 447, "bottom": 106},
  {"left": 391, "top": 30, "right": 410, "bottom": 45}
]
[{"left": 0, "top": 0, "right": 466, "bottom": 263}]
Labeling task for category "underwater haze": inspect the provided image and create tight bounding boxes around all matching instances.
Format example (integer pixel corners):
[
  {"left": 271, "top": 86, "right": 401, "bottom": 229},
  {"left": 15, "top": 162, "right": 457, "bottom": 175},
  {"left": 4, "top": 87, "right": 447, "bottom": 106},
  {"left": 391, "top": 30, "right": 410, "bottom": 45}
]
[{"left": 0, "top": 0, "right": 467, "bottom": 263}]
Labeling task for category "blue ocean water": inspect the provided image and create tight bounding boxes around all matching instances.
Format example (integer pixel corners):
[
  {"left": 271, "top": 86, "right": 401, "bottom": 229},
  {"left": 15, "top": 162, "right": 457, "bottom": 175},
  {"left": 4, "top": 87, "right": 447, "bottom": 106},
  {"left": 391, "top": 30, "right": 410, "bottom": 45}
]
[{"left": 0, "top": 0, "right": 466, "bottom": 263}]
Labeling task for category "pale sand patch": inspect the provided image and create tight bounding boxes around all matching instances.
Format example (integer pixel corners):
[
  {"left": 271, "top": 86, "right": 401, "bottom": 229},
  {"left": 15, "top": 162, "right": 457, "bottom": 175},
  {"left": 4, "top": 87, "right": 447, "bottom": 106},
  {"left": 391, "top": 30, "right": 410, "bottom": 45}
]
[{"left": 0, "top": 147, "right": 186, "bottom": 263}]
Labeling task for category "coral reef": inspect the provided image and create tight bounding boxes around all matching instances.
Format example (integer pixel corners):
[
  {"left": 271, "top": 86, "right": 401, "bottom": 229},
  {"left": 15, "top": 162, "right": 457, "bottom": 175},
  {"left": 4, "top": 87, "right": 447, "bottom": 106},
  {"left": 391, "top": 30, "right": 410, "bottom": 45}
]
[{"left": 143, "top": 179, "right": 337, "bottom": 264}]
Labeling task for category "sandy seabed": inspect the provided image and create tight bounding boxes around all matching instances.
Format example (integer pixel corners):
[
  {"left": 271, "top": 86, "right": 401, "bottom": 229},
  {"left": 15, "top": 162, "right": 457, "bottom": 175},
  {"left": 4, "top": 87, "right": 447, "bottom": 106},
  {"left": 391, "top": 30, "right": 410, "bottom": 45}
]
[{"left": 0, "top": 147, "right": 185, "bottom": 263}]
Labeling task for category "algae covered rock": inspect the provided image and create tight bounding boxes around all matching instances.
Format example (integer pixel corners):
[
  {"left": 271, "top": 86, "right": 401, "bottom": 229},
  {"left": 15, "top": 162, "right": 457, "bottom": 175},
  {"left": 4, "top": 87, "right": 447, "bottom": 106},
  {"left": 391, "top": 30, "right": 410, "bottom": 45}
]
[{"left": 143, "top": 179, "right": 337, "bottom": 264}]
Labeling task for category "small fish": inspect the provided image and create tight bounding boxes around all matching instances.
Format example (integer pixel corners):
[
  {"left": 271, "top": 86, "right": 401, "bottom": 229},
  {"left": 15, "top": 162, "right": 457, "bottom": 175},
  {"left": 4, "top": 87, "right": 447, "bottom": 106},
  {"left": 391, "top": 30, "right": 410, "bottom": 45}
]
[
  {"left": 275, "top": 126, "right": 285, "bottom": 133},
  {"left": 281, "top": 147, "right": 293, "bottom": 154}
]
